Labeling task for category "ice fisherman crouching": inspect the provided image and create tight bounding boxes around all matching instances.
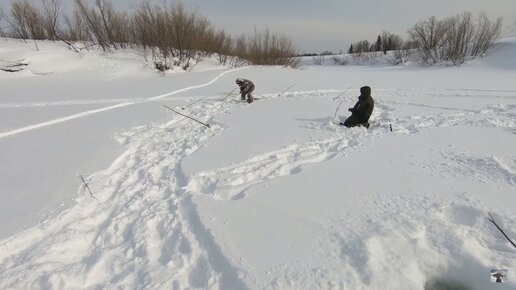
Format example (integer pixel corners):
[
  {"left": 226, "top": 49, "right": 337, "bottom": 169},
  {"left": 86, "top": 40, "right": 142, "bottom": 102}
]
[
  {"left": 236, "top": 78, "right": 255, "bottom": 103},
  {"left": 340, "top": 86, "right": 375, "bottom": 128}
]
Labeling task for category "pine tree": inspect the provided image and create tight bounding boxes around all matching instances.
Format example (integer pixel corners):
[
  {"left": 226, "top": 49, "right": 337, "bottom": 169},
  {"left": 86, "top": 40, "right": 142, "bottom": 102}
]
[
  {"left": 375, "top": 35, "right": 382, "bottom": 51},
  {"left": 348, "top": 44, "right": 353, "bottom": 54}
]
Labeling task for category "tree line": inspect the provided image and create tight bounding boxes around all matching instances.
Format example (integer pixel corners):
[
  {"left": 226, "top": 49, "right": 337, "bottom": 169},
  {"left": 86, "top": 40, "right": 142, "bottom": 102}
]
[
  {"left": 0, "top": 0, "right": 300, "bottom": 70},
  {"left": 348, "top": 12, "right": 502, "bottom": 65},
  {"left": 0, "top": 2, "right": 503, "bottom": 68}
]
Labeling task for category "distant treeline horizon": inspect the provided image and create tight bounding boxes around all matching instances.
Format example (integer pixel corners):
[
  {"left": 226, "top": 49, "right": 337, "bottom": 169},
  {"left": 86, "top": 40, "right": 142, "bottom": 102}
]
[{"left": 0, "top": 1, "right": 503, "bottom": 68}]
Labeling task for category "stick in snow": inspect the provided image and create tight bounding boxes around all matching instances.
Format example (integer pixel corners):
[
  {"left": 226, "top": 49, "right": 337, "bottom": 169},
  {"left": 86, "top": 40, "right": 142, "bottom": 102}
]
[
  {"left": 184, "top": 87, "right": 238, "bottom": 110},
  {"left": 333, "top": 87, "right": 353, "bottom": 118},
  {"left": 182, "top": 97, "right": 207, "bottom": 110},
  {"left": 488, "top": 212, "right": 516, "bottom": 249},
  {"left": 80, "top": 174, "right": 96, "bottom": 199},
  {"left": 390, "top": 124, "right": 393, "bottom": 132},
  {"left": 164, "top": 106, "right": 167, "bottom": 126},
  {"left": 219, "top": 87, "right": 237, "bottom": 102},
  {"left": 278, "top": 83, "right": 297, "bottom": 97},
  {"left": 163, "top": 105, "right": 211, "bottom": 128}
]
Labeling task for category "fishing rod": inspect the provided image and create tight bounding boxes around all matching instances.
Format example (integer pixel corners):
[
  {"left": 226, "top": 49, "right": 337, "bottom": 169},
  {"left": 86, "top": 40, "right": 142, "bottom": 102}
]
[
  {"left": 219, "top": 87, "right": 237, "bottom": 102},
  {"left": 333, "top": 87, "right": 353, "bottom": 118},
  {"left": 163, "top": 105, "right": 210, "bottom": 128},
  {"left": 182, "top": 97, "right": 207, "bottom": 110},
  {"left": 278, "top": 83, "right": 297, "bottom": 97}
]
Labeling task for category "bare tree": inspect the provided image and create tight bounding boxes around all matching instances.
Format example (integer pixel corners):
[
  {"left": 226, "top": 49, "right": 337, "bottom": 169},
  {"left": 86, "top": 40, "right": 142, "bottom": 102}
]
[
  {"left": 351, "top": 40, "right": 371, "bottom": 54},
  {"left": 410, "top": 13, "right": 502, "bottom": 65},
  {"left": 229, "top": 34, "right": 248, "bottom": 67},
  {"left": 0, "top": 8, "right": 5, "bottom": 37},
  {"left": 213, "top": 30, "right": 232, "bottom": 65},
  {"left": 74, "top": 0, "right": 108, "bottom": 50},
  {"left": 440, "top": 12, "right": 476, "bottom": 64},
  {"left": 380, "top": 31, "right": 389, "bottom": 54},
  {"left": 95, "top": 0, "right": 117, "bottom": 49},
  {"left": 40, "top": 0, "right": 61, "bottom": 40},
  {"left": 312, "top": 54, "right": 325, "bottom": 65},
  {"left": 246, "top": 28, "right": 299, "bottom": 67},
  {"left": 409, "top": 16, "right": 447, "bottom": 65},
  {"left": 2, "top": 0, "right": 300, "bottom": 70},
  {"left": 471, "top": 12, "right": 502, "bottom": 56},
  {"left": 8, "top": 0, "right": 46, "bottom": 40},
  {"left": 36, "top": 0, "right": 80, "bottom": 52},
  {"left": 195, "top": 24, "right": 217, "bottom": 60},
  {"left": 72, "top": 0, "right": 129, "bottom": 51},
  {"left": 132, "top": 2, "right": 170, "bottom": 67},
  {"left": 381, "top": 31, "right": 403, "bottom": 53},
  {"left": 348, "top": 39, "right": 384, "bottom": 64},
  {"left": 132, "top": 2, "right": 161, "bottom": 59},
  {"left": 132, "top": 1, "right": 221, "bottom": 70},
  {"left": 163, "top": 2, "right": 202, "bottom": 69},
  {"left": 61, "top": 9, "right": 88, "bottom": 42}
]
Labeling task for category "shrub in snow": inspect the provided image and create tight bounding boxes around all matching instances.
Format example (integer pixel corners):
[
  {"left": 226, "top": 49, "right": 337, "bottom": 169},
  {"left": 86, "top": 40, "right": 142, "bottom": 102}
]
[
  {"left": 312, "top": 55, "right": 325, "bottom": 65},
  {"left": 154, "top": 60, "right": 170, "bottom": 72},
  {"left": 390, "top": 49, "right": 415, "bottom": 65},
  {"left": 332, "top": 56, "right": 350, "bottom": 65},
  {"left": 351, "top": 51, "right": 381, "bottom": 65}
]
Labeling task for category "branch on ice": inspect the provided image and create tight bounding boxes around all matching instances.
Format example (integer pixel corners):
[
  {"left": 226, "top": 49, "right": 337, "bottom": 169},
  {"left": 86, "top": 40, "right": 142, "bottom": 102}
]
[{"left": 488, "top": 212, "right": 516, "bottom": 249}]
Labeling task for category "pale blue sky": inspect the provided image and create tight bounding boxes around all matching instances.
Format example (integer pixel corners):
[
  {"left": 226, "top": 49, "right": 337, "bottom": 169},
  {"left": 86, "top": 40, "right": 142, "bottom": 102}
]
[{"left": 1, "top": 0, "right": 515, "bottom": 52}]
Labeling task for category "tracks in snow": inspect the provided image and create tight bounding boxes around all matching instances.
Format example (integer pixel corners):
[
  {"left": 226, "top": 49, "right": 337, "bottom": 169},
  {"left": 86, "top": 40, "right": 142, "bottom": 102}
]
[
  {"left": 0, "top": 87, "right": 515, "bottom": 289},
  {"left": 0, "top": 90, "right": 388, "bottom": 289},
  {"left": 186, "top": 135, "right": 361, "bottom": 201},
  {"left": 0, "top": 103, "right": 247, "bottom": 289},
  {"left": 0, "top": 67, "right": 247, "bottom": 139}
]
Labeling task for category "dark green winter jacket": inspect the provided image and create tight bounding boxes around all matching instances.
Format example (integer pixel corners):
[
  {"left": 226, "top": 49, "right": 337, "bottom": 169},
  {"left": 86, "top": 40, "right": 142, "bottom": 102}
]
[{"left": 350, "top": 93, "right": 374, "bottom": 124}]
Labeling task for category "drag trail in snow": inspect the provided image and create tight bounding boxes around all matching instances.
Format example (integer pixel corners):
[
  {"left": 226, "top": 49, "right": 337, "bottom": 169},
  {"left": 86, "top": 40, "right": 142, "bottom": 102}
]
[{"left": 0, "top": 67, "right": 247, "bottom": 139}]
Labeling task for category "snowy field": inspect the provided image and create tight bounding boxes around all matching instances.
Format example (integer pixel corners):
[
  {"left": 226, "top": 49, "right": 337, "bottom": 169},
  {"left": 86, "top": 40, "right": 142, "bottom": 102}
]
[{"left": 1, "top": 38, "right": 516, "bottom": 289}]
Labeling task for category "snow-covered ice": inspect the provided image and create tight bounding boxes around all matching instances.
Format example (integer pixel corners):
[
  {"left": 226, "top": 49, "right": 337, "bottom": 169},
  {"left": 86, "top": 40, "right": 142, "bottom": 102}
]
[{"left": 1, "top": 38, "right": 515, "bottom": 289}]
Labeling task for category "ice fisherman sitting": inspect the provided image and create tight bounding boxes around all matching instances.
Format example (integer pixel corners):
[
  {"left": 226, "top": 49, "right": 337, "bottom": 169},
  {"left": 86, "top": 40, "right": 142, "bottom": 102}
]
[{"left": 340, "top": 86, "right": 375, "bottom": 128}]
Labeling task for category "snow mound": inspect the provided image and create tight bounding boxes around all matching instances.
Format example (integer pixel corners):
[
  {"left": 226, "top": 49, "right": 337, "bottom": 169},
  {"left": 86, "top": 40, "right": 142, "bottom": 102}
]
[{"left": 481, "top": 37, "right": 516, "bottom": 69}]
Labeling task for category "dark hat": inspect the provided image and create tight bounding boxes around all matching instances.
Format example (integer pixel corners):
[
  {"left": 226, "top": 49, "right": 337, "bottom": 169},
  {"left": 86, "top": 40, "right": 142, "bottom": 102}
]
[{"left": 360, "top": 86, "right": 371, "bottom": 96}]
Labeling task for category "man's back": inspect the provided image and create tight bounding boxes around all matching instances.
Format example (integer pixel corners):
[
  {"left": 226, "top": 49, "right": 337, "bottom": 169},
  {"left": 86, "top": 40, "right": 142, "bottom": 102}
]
[
  {"left": 353, "top": 95, "right": 374, "bottom": 123},
  {"left": 341, "top": 86, "right": 375, "bottom": 128}
]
